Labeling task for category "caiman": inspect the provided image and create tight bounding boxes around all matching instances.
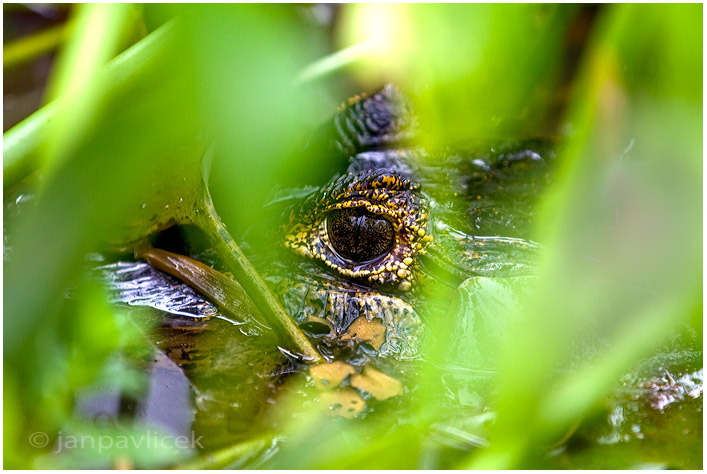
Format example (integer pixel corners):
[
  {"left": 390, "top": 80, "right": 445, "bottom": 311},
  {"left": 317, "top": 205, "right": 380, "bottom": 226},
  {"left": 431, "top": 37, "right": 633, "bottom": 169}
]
[
  {"left": 92, "top": 87, "right": 701, "bottom": 464},
  {"left": 263, "top": 84, "right": 546, "bottom": 358},
  {"left": 97, "top": 85, "right": 554, "bottom": 448}
]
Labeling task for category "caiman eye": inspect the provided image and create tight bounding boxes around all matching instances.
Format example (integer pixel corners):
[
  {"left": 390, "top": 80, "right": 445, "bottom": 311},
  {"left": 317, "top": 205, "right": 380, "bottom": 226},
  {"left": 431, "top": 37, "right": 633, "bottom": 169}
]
[
  {"left": 327, "top": 208, "right": 395, "bottom": 263},
  {"left": 284, "top": 169, "right": 431, "bottom": 290}
]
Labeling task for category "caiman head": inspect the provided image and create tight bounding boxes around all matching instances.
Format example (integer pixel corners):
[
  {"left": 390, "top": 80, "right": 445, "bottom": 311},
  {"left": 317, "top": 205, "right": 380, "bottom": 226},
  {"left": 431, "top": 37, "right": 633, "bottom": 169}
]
[
  {"left": 273, "top": 86, "right": 431, "bottom": 360},
  {"left": 272, "top": 84, "right": 546, "bottom": 362}
]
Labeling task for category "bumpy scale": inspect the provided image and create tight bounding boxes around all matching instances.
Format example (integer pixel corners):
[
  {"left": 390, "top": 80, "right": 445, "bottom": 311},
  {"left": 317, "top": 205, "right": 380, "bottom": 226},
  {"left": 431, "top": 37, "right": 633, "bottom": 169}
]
[{"left": 284, "top": 169, "right": 431, "bottom": 292}]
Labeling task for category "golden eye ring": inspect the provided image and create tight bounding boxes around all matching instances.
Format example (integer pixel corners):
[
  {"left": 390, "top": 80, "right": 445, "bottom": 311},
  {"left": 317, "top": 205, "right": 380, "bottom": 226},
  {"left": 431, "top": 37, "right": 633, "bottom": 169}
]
[{"left": 284, "top": 170, "right": 431, "bottom": 291}]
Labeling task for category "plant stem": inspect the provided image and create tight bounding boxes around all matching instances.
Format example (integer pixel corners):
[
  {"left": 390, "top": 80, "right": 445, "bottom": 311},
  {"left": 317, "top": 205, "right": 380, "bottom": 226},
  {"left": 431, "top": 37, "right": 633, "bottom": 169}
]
[
  {"left": 176, "top": 434, "right": 276, "bottom": 469},
  {"left": 196, "top": 186, "right": 324, "bottom": 363},
  {"left": 296, "top": 41, "right": 376, "bottom": 84},
  {"left": 3, "top": 23, "right": 70, "bottom": 70}
]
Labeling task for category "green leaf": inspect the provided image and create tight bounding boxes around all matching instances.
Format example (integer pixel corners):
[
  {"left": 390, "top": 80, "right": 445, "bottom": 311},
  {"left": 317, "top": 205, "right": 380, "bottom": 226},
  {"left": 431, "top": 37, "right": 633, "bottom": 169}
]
[{"left": 467, "top": 4, "right": 702, "bottom": 468}]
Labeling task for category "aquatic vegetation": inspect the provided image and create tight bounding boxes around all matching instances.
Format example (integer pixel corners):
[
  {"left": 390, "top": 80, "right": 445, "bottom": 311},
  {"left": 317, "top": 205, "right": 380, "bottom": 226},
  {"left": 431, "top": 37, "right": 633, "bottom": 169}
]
[{"left": 3, "top": 4, "right": 701, "bottom": 469}]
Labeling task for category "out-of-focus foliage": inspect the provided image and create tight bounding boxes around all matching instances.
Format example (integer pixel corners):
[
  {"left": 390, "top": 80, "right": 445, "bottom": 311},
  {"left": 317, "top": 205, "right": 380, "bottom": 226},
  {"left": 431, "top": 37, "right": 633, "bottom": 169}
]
[
  {"left": 3, "top": 3, "right": 702, "bottom": 469},
  {"left": 469, "top": 4, "right": 702, "bottom": 468},
  {"left": 274, "top": 4, "right": 702, "bottom": 469},
  {"left": 338, "top": 4, "right": 579, "bottom": 144},
  {"left": 4, "top": 4, "right": 329, "bottom": 468}
]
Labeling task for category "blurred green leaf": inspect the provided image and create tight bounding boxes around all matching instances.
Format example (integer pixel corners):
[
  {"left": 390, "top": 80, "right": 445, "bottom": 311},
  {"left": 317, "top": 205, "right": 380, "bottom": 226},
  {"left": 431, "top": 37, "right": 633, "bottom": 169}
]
[
  {"left": 437, "top": 277, "right": 536, "bottom": 373},
  {"left": 42, "top": 4, "right": 135, "bottom": 175},
  {"left": 3, "top": 23, "right": 201, "bottom": 354},
  {"left": 467, "top": 4, "right": 702, "bottom": 468},
  {"left": 2, "top": 17, "right": 173, "bottom": 189},
  {"left": 3, "top": 3, "right": 701, "bottom": 470},
  {"left": 3, "top": 373, "right": 22, "bottom": 468},
  {"left": 338, "top": 4, "right": 579, "bottom": 144},
  {"left": 163, "top": 5, "right": 334, "bottom": 238}
]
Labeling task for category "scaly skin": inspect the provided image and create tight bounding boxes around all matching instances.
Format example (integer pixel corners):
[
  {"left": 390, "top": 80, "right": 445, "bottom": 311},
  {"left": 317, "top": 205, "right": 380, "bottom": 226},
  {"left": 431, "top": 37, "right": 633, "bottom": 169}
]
[
  {"left": 284, "top": 169, "right": 431, "bottom": 291},
  {"left": 276, "top": 85, "right": 546, "bottom": 361},
  {"left": 277, "top": 86, "right": 430, "bottom": 359}
]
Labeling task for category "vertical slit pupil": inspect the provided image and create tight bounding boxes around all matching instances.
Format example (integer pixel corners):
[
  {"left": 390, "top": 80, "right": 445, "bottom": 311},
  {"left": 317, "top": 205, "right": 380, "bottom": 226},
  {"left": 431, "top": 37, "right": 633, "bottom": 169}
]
[{"left": 327, "top": 208, "right": 394, "bottom": 263}]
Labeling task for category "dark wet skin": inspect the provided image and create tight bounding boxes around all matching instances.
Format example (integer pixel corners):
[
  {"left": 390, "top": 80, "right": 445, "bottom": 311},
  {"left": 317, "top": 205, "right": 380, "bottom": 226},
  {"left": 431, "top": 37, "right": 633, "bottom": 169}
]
[
  {"left": 91, "top": 86, "right": 702, "bottom": 467},
  {"left": 96, "top": 85, "right": 557, "bottom": 450},
  {"left": 272, "top": 85, "right": 547, "bottom": 355},
  {"left": 192, "top": 87, "right": 552, "bottom": 443}
]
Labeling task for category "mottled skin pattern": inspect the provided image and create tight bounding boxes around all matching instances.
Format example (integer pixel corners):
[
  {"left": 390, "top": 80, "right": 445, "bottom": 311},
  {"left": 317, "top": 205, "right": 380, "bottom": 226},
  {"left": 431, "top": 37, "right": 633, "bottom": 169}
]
[
  {"left": 284, "top": 170, "right": 431, "bottom": 291},
  {"left": 278, "top": 86, "right": 428, "bottom": 359},
  {"left": 275, "top": 85, "right": 545, "bottom": 360},
  {"left": 93, "top": 85, "right": 552, "bottom": 440},
  {"left": 277, "top": 275, "right": 421, "bottom": 360},
  {"left": 333, "top": 88, "right": 417, "bottom": 156}
]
